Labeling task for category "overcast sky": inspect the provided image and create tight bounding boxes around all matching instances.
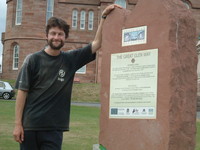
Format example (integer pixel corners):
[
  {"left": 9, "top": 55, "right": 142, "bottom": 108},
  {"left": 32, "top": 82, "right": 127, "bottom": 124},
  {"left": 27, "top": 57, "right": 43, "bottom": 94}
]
[{"left": 0, "top": 0, "right": 7, "bottom": 66}]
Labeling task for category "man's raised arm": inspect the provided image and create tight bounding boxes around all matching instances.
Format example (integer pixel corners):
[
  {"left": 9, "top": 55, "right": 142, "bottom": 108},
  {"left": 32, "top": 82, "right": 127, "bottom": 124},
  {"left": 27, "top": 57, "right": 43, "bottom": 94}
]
[{"left": 91, "top": 4, "right": 122, "bottom": 54}]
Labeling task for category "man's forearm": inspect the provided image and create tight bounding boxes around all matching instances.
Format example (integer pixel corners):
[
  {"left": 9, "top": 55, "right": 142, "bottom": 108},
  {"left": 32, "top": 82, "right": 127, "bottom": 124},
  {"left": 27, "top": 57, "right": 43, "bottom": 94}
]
[
  {"left": 15, "top": 90, "right": 28, "bottom": 125},
  {"left": 91, "top": 4, "right": 122, "bottom": 54},
  {"left": 13, "top": 89, "right": 27, "bottom": 143},
  {"left": 91, "top": 18, "right": 105, "bottom": 53}
]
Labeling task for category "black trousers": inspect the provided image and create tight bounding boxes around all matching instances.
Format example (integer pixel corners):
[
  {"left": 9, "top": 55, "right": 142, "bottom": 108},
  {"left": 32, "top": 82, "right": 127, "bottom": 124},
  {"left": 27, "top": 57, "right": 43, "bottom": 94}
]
[{"left": 20, "top": 130, "right": 63, "bottom": 150}]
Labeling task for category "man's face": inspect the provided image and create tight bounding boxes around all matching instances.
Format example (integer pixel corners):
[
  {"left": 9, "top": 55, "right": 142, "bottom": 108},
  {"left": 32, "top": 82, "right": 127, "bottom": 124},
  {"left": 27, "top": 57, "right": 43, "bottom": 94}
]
[{"left": 47, "top": 27, "right": 66, "bottom": 50}]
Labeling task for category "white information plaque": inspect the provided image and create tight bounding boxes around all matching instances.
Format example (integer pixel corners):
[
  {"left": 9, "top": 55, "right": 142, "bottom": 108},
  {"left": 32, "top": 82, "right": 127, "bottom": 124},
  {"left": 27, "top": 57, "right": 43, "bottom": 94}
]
[
  {"left": 109, "top": 49, "right": 158, "bottom": 119},
  {"left": 122, "top": 26, "right": 147, "bottom": 47}
]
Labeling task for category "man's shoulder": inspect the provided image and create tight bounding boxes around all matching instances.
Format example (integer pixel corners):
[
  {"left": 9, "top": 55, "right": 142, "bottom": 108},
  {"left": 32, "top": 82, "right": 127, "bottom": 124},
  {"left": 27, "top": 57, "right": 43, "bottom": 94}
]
[
  {"left": 61, "top": 50, "right": 74, "bottom": 58},
  {"left": 28, "top": 50, "right": 44, "bottom": 60},
  {"left": 32, "top": 49, "right": 44, "bottom": 57},
  {"left": 23, "top": 50, "right": 44, "bottom": 65},
  {"left": 61, "top": 44, "right": 91, "bottom": 55}
]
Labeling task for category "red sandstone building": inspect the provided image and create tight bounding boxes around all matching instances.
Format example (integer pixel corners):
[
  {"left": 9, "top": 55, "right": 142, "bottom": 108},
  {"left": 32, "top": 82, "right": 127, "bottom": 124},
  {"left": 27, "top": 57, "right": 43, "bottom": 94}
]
[{"left": 1, "top": 0, "right": 200, "bottom": 83}]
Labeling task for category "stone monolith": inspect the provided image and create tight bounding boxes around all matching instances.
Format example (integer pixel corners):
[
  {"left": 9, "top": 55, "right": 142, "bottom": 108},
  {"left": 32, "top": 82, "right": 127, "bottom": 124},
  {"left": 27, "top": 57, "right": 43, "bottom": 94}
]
[{"left": 99, "top": 0, "right": 198, "bottom": 150}]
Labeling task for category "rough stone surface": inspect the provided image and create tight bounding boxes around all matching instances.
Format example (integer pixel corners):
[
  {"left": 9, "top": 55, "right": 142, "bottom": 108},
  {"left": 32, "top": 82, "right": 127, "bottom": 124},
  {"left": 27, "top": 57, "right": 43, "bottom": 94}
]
[{"left": 99, "top": 0, "right": 197, "bottom": 150}]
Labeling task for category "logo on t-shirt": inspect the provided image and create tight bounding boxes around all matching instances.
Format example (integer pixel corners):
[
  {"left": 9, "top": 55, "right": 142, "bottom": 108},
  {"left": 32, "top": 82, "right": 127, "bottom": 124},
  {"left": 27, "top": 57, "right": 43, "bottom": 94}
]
[
  {"left": 59, "top": 69, "right": 65, "bottom": 78},
  {"left": 58, "top": 69, "right": 65, "bottom": 82}
]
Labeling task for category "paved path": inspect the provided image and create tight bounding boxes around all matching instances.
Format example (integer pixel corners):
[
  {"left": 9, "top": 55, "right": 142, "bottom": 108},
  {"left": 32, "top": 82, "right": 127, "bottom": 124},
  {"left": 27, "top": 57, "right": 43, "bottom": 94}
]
[{"left": 71, "top": 102, "right": 100, "bottom": 107}]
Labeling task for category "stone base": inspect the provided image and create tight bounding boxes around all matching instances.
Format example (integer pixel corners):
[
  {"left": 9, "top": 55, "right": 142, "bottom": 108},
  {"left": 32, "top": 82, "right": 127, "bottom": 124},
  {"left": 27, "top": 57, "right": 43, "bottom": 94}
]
[{"left": 93, "top": 144, "right": 100, "bottom": 150}]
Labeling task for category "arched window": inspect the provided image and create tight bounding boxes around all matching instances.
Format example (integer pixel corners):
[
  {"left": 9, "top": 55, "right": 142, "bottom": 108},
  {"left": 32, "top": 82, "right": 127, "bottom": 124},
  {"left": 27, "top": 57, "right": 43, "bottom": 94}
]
[
  {"left": 80, "top": 10, "right": 86, "bottom": 30},
  {"left": 88, "top": 11, "right": 94, "bottom": 30},
  {"left": 13, "top": 45, "right": 19, "bottom": 70},
  {"left": 114, "top": 0, "right": 126, "bottom": 8},
  {"left": 15, "top": 0, "right": 23, "bottom": 25},
  {"left": 72, "top": 9, "right": 78, "bottom": 29},
  {"left": 46, "top": 0, "right": 54, "bottom": 23}
]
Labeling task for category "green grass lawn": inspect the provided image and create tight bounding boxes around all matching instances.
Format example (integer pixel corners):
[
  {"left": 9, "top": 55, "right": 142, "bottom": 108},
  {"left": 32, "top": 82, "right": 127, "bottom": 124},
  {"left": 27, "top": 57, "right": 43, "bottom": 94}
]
[
  {"left": 0, "top": 101, "right": 100, "bottom": 150},
  {"left": 0, "top": 101, "right": 199, "bottom": 150},
  {"left": 71, "top": 83, "right": 100, "bottom": 102},
  {"left": 0, "top": 80, "right": 200, "bottom": 149}
]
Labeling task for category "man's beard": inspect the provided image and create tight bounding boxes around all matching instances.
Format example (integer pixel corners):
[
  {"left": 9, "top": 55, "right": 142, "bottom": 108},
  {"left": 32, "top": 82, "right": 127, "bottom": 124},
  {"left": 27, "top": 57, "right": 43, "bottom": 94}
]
[{"left": 48, "top": 39, "right": 64, "bottom": 50}]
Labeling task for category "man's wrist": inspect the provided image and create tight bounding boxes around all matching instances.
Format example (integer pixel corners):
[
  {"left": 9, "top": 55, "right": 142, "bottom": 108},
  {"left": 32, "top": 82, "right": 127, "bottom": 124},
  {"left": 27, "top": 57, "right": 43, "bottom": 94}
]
[{"left": 15, "top": 120, "right": 22, "bottom": 126}]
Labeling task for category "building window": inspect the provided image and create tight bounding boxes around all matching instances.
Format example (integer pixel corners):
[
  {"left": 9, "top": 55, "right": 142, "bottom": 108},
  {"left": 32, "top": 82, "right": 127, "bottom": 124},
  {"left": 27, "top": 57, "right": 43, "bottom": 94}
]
[
  {"left": 15, "top": 0, "right": 23, "bottom": 25},
  {"left": 76, "top": 65, "right": 86, "bottom": 74},
  {"left": 88, "top": 11, "right": 94, "bottom": 30},
  {"left": 114, "top": 0, "right": 126, "bottom": 8},
  {"left": 46, "top": 0, "right": 54, "bottom": 23},
  {"left": 13, "top": 45, "right": 19, "bottom": 70},
  {"left": 72, "top": 9, "right": 78, "bottom": 29},
  {"left": 80, "top": 10, "right": 86, "bottom": 30}
]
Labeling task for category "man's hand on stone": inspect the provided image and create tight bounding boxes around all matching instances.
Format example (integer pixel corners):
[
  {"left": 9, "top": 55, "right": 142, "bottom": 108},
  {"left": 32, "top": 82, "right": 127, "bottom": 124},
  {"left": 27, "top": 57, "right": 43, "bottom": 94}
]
[{"left": 102, "top": 4, "right": 122, "bottom": 19}]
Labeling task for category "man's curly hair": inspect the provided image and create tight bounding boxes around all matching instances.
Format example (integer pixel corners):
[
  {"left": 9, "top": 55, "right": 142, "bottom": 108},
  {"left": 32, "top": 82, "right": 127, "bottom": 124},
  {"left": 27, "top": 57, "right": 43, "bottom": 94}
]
[{"left": 46, "top": 17, "right": 70, "bottom": 39}]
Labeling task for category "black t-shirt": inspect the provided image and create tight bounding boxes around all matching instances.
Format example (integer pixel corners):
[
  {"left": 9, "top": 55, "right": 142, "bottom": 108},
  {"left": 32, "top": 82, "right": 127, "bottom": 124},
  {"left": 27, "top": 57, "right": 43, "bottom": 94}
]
[{"left": 15, "top": 44, "right": 95, "bottom": 131}]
